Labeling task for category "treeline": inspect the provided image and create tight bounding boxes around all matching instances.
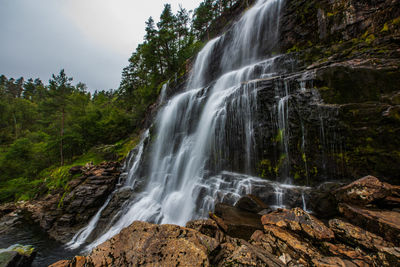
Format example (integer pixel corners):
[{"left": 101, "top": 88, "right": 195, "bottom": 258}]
[
  {"left": 0, "top": 71, "right": 133, "bottom": 186},
  {"left": 117, "top": 0, "right": 243, "bottom": 114}
]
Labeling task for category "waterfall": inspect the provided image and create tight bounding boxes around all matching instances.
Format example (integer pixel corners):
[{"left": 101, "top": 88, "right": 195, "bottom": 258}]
[
  {"left": 68, "top": 0, "right": 290, "bottom": 252},
  {"left": 159, "top": 82, "right": 168, "bottom": 104}
]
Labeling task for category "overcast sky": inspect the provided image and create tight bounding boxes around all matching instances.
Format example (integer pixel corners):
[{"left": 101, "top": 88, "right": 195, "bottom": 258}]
[{"left": 0, "top": 0, "right": 202, "bottom": 92}]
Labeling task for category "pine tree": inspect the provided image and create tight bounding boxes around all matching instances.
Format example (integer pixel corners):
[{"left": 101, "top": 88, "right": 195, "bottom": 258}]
[{"left": 48, "top": 69, "right": 73, "bottom": 166}]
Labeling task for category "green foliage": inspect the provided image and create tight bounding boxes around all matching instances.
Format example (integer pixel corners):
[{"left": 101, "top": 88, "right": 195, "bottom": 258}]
[{"left": 0, "top": 71, "right": 135, "bottom": 203}]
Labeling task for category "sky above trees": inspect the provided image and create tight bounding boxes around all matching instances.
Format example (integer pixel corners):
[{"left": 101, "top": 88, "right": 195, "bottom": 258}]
[{"left": 0, "top": 0, "right": 202, "bottom": 92}]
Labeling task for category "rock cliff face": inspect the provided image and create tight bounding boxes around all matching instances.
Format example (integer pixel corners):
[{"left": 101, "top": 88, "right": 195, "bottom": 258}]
[
  {"left": 250, "top": 0, "right": 400, "bottom": 185},
  {"left": 16, "top": 162, "right": 121, "bottom": 243}
]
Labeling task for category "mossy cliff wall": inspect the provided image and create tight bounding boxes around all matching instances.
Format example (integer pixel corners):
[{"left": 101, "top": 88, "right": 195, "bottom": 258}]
[{"left": 253, "top": 0, "right": 400, "bottom": 185}]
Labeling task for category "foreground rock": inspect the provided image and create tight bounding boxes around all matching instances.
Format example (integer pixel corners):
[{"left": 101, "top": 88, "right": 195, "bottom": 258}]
[
  {"left": 50, "top": 175, "right": 400, "bottom": 266},
  {"left": 338, "top": 203, "right": 400, "bottom": 246},
  {"left": 50, "top": 221, "right": 220, "bottom": 267},
  {"left": 329, "top": 218, "right": 400, "bottom": 265},
  {"left": 0, "top": 245, "right": 36, "bottom": 267},
  {"left": 18, "top": 162, "right": 121, "bottom": 242}
]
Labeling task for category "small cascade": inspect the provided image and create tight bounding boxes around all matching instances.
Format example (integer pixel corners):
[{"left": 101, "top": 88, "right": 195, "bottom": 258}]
[
  {"left": 300, "top": 123, "right": 309, "bottom": 185},
  {"left": 272, "top": 185, "right": 284, "bottom": 209},
  {"left": 66, "top": 197, "right": 111, "bottom": 250},
  {"left": 276, "top": 81, "right": 291, "bottom": 183},
  {"left": 301, "top": 192, "right": 311, "bottom": 213},
  {"left": 67, "top": 131, "right": 149, "bottom": 250},
  {"left": 159, "top": 82, "right": 168, "bottom": 105}
]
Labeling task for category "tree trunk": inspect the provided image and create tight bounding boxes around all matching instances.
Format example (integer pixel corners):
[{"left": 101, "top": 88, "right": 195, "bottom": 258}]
[
  {"left": 60, "top": 108, "right": 65, "bottom": 166},
  {"left": 12, "top": 111, "right": 18, "bottom": 140}
]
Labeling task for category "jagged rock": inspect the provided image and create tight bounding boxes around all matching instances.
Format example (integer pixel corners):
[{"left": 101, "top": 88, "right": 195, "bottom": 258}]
[
  {"left": 234, "top": 194, "right": 269, "bottom": 213},
  {"left": 334, "top": 176, "right": 392, "bottom": 205},
  {"left": 261, "top": 208, "right": 335, "bottom": 240},
  {"left": 212, "top": 203, "right": 263, "bottom": 240},
  {"left": 338, "top": 203, "right": 400, "bottom": 246},
  {"left": 51, "top": 221, "right": 219, "bottom": 267},
  {"left": 328, "top": 218, "right": 393, "bottom": 251},
  {"left": 21, "top": 161, "right": 121, "bottom": 243},
  {"left": 212, "top": 237, "right": 284, "bottom": 267},
  {"left": 320, "top": 242, "right": 374, "bottom": 266},
  {"left": 251, "top": 226, "right": 322, "bottom": 266}
]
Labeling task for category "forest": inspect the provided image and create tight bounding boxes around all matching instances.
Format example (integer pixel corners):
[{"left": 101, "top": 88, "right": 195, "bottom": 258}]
[{"left": 0, "top": 0, "right": 243, "bottom": 203}]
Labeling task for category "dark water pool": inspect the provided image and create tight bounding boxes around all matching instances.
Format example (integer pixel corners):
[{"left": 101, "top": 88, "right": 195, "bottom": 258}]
[{"left": 0, "top": 222, "right": 81, "bottom": 267}]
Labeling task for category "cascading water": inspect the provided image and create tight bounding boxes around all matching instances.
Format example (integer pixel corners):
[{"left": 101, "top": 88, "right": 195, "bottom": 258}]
[{"left": 68, "top": 0, "right": 315, "bottom": 252}]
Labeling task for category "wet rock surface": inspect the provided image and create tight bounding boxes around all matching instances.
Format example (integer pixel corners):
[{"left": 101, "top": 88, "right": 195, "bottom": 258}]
[
  {"left": 235, "top": 194, "right": 269, "bottom": 213},
  {"left": 212, "top": 203, "right": 263, "bottom": 240}
]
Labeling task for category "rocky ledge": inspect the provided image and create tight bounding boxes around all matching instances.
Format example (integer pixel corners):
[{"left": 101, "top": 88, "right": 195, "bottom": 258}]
[
  {"left": 1, "top": 161, "right": 121, "bottom": 243},
  {"left": 51, "top": 175, "right": 400, "bottom": 266}
]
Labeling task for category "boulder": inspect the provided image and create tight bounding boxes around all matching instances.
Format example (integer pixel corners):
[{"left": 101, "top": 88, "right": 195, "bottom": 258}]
[
  {"left": 338, "top": 203, "right": 400, "bottom": 246},
  {"left": 0, "top": 245, "right": 36, "bottom": 267},
  {"left": 261, "top": 208, "right": 334, "bottom": 241},
  {"left": 234, "top": 194, "right": 269, "bottom": 213},
  {"left": 212, "top": 203, "right": 263, "bottom": 240},
  {"left": 334, "top": 176, "right": 391, "bottom": 206},
  {"left": 51, "top": 221, "right": 219, "bottom": 267}
]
